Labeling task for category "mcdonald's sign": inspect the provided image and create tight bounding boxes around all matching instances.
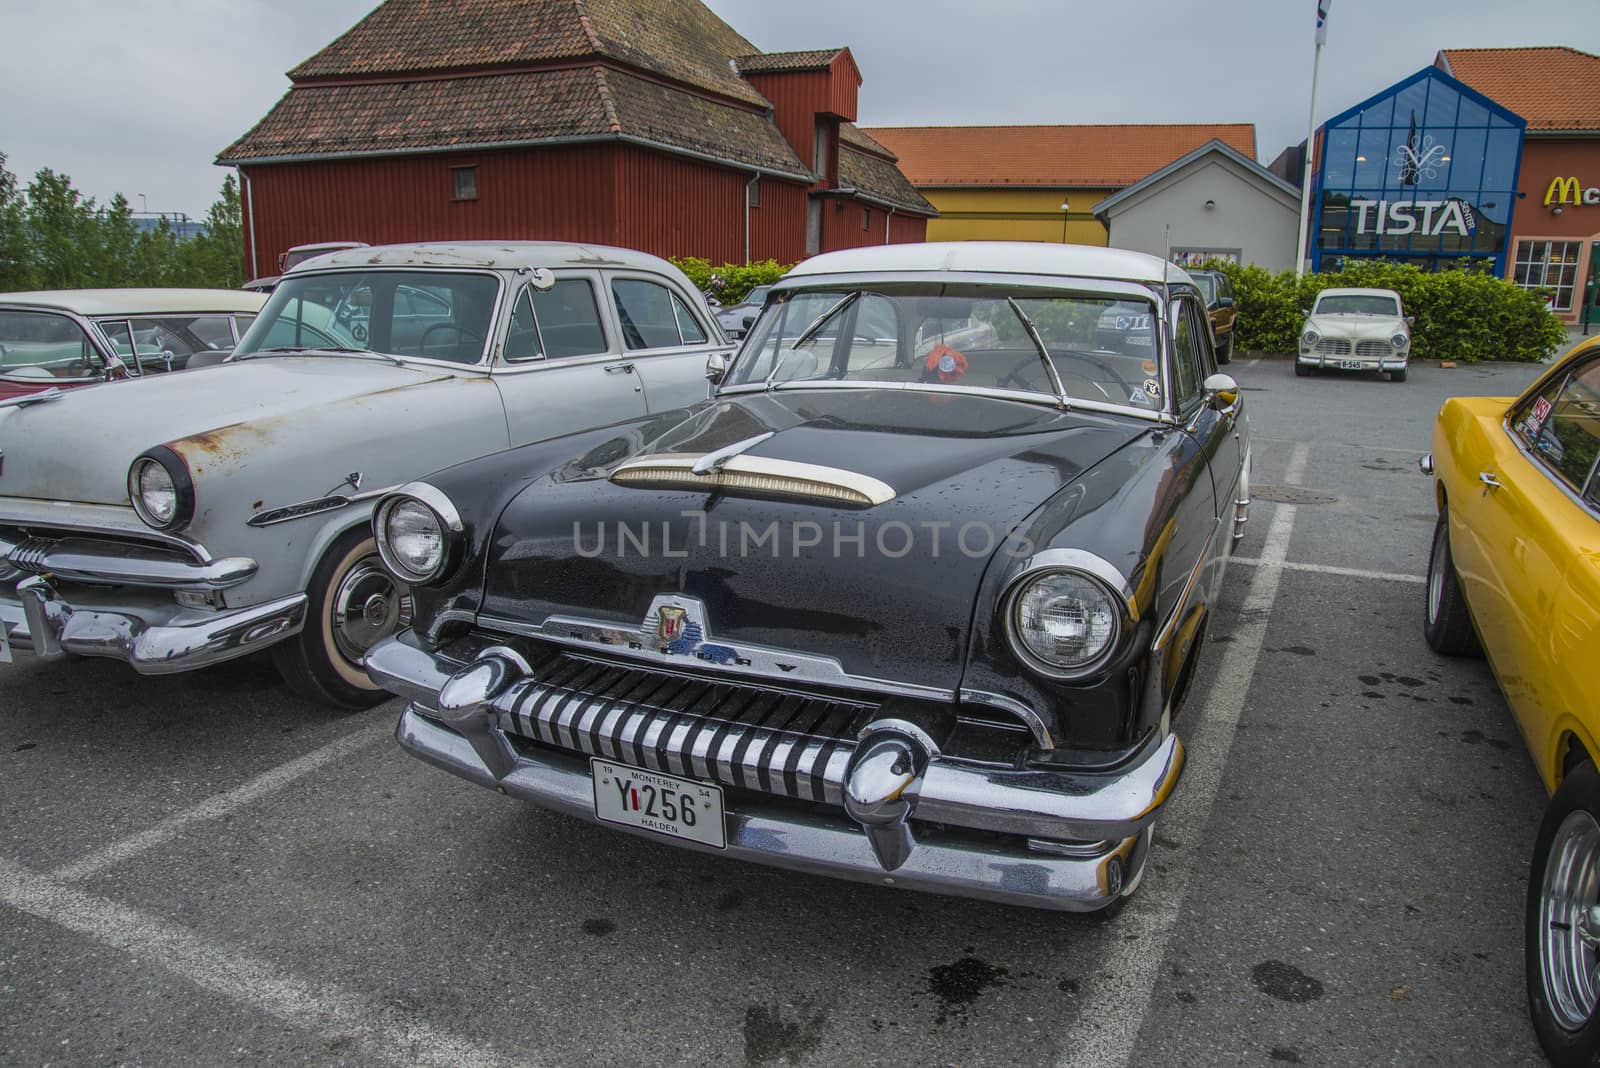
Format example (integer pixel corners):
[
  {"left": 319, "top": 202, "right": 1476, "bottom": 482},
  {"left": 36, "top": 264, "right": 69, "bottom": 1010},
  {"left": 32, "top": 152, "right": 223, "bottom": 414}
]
[{"left": 1544, "top": 176, "right": 1600, "bottom": 207}]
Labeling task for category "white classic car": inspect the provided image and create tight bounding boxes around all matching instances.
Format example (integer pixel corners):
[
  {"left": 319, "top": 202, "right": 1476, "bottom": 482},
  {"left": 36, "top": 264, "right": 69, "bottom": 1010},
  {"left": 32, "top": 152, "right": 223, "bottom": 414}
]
[
  {"left": 1295, "top": 286, "right": 1413, "bottom": 382},
  {"left": 0, "top": 242, "right": 731, "bottom": 706}
]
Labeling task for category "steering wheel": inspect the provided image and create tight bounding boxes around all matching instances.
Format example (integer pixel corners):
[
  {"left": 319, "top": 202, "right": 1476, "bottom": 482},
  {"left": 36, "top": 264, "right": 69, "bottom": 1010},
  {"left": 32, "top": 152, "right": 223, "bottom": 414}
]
[{"left": 420, "top": 323, "right": 485, "bottom": 358}]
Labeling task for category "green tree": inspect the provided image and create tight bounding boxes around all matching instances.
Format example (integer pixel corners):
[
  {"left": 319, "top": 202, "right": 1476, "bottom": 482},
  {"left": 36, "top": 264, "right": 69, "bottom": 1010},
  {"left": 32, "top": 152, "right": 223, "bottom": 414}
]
[
  {"left": 96, "top": 193, "right": 141, "bottom": 286},
  {"left": 24, "top": 168, "right": 101, "bottom": 289},
  {"left": 0, "top": 153, "right": 32, "bottom": 291},
  {"left": 175, "top": 175, "right": 243, "bottom": 288}
]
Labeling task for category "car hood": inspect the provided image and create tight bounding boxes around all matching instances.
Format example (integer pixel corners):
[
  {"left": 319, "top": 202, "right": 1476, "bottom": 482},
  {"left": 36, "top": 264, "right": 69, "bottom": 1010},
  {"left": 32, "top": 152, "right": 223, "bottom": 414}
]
[
  {"left": 1305, "top": 313, "right": 1406, "bottom": 339},
  {"left": 478, "top": 388, "right": 1151, "bottom": 691},
  {"left": 0, "top": 356, "right": 455, "bottom": 505}
]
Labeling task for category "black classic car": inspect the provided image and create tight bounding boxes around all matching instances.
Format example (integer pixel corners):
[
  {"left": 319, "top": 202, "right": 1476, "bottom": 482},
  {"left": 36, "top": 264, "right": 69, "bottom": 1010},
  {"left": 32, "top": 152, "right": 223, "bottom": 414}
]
[{"left": 364, "top": 242, "right": 1251, "bottom": 913}]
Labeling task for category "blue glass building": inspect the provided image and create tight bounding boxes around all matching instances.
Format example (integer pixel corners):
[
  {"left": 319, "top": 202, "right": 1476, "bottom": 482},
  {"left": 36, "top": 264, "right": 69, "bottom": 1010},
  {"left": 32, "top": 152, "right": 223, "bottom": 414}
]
[{"left": 1312, "top": 67, "right": 1526, "bottom": 274}]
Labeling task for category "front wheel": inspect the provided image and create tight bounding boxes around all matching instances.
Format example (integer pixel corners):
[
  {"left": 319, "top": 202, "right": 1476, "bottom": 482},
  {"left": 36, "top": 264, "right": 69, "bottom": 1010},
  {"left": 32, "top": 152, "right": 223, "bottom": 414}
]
[
  {"left": 1391, "top": 368, "right": 1408, "bottom": 383},
  {"left": 1422, "top": 508, "right": 1481, "bottom": 657},
  {"left": 1528, "top": 764, "right": 1600, "bottom": 1065},
  {"left": 272, "top": 528, "right": 411, "bottom": 708},
  {"left": 1294, "top": 361, "right": 1312, "bottom": 377}
]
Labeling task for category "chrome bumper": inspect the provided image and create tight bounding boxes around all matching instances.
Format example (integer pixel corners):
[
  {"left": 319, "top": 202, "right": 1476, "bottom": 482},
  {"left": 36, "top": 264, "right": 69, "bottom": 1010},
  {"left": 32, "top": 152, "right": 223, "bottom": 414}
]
[
  {"left": 371, "top": 634, "right": 1185, "bottom": 912},
  {"left": 3, "top": 577, "right": 307, "bottom": 674},
  {"left": 1297, "top": 353, "right": 1407, "bottom": 371}
]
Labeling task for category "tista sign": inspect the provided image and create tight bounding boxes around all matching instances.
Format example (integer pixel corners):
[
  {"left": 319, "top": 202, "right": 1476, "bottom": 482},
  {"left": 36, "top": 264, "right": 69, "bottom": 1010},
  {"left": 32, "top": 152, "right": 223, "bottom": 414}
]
[{"left": 1348, "top": 197, "right": 1477, "bottom": 237}]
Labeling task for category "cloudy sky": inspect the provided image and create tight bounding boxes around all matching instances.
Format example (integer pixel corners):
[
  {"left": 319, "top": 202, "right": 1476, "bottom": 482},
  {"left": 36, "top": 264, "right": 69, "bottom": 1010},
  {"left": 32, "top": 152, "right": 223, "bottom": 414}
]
[{"left": 4, "top": 0, "right": 1597, "bottom": 218}]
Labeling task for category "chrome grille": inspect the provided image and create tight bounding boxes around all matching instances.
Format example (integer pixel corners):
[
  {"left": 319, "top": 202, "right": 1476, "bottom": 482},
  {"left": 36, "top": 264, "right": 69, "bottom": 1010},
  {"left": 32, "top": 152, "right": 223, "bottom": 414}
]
[
  {"left": 495, "top": 656, "right": 873, "bottom": 804},
  {"left": 1355, "top": 341, "right": 1389, "bottom": 358},
  {"left": 7, "top": 537, "right": 56, "bottom": 574},
  {"left": 1315, "top": 339, "right": 1351, "bottom": 356}
]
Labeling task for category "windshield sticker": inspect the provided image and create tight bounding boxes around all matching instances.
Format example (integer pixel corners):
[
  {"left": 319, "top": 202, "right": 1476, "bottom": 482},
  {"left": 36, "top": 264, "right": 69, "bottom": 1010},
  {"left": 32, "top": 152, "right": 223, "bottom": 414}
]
[
  {"left": 1531, "top": 395, "right": 1553, "bottom": 428},
  {"left": 1141, "top": 359, "right": 1159, "bottom": 376},
  {"left": 1143, "top": 378, "right": 1162, "bottom": 400},
  {"left": 1128, "top": 388, "right": 1152, "bottom": 407}
]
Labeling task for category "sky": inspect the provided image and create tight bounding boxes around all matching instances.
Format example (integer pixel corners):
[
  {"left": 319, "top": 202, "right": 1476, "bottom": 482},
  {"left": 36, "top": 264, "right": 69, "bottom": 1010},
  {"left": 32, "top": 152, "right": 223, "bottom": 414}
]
[{"left": 3, "top": 0, "right": 1597, "bottom": 219}]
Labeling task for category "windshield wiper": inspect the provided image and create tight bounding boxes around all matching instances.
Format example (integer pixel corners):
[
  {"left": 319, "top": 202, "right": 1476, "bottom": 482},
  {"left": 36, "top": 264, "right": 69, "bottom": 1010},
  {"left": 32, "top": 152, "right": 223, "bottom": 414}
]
[
  {"left": 239, "top": 345, "right": 407, "bottom": 367},
  {"left": 766, "top": 291, "right": 860, "bottom": 391},
  {"left": 1006, "top": 297, "right": 1069, "bottom": 410}
]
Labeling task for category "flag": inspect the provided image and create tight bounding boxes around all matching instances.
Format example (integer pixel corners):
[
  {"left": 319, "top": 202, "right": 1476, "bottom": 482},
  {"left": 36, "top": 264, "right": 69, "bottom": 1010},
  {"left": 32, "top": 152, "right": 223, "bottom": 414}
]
[{"left": 1315, "top": 0, "right": 1332, "bottom": 45}]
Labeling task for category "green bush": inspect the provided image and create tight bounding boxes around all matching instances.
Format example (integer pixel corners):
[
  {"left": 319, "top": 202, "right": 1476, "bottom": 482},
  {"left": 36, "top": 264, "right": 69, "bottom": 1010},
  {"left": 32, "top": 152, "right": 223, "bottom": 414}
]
[
  {"left": 1198, "top": 258, "right": 1565, "bottom": 363},
  {"left": 671, "top": 257, "right": 793, "bottom": 305}
]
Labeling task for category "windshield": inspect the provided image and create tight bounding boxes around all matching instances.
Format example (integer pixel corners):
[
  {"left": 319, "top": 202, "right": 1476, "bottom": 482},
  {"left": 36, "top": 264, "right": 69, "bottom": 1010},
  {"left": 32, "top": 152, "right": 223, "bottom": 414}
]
[
  {"left": 1191, "top": 274, "right": 1217, "bottom": 303},
  {"left": 0, "top": 309, "right": 101, "bottom": 382},
  {"left": 724, "top": 284, "right": 1166, "bottom": 412},
  {"left": 741, "top": 286, "right": 772, "bottom": 308},
  {"left": 1315, "top": 293, "right": 1400, "bottom": 316},
  {"left": 235, "top": 270, "right": 500, "bottom": 364},
  {"left": 95, "top": 315, "right": 240, "bottom": 372}
]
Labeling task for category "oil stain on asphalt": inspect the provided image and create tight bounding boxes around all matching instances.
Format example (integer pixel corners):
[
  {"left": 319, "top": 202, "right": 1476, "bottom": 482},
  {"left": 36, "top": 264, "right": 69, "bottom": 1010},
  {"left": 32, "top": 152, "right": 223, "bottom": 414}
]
[
  {"left": 926, "top": 956, "right": 1009, "bottom": 1025},
  {"left": 1250, "top": 960, "right": 1325, "bottom": 1003},
  {"left": 743, "top": 999, "right": 828, "bottom": 1067}
]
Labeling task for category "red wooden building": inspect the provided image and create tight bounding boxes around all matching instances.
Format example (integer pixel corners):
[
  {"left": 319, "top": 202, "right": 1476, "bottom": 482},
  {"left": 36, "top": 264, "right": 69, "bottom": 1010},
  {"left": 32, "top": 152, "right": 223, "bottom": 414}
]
[{"left": 218, "top": 0, "right": 934, "bottom": 281}]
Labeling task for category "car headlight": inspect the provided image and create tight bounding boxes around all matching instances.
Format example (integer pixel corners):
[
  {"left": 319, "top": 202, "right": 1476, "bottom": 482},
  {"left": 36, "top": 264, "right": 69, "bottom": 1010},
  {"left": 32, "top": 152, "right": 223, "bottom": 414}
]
[
  {"left": 127, "top": 448, "right": 194, "bottom": 531},
  {"left": 1391, "top": 333, "right": 1410, "bottom": 350},
  {"left": 375, "top": 483, "right": 463, "bottom": 585},
  {"left": 1006, "top": 569, "right": 1123, "bottom": 678},
  {"left": 1301, "top": 330, "right": 1319, "bottom": 346}
]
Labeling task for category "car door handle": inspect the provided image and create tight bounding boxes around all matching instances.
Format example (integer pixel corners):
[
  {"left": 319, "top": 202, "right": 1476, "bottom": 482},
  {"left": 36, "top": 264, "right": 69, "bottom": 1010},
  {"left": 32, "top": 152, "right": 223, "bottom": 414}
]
[
  {"left": 1479, "top": 471, "right": 1502, "bottom": 490},
  {"left": 605, "top": 362, "right": 636, "bottom": 375}
]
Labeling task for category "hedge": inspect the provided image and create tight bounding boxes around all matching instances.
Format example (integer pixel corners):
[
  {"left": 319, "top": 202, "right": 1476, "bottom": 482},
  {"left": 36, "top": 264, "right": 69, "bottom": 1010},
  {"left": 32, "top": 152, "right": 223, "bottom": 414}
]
[
  {"left": 670, "top": 257, "right": 793, "bottom": 306},
  {"left": 1205, "top": 258, "right": 1565, "bottom": 363}
]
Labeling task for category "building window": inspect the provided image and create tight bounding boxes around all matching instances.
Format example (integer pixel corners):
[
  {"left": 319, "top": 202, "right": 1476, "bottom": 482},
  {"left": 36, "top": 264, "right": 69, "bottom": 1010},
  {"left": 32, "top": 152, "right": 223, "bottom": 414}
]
[
  {"left": 1513, "top": 240, "right": 1582, "bottom": 311},
  {"left": 748, "top": 178, "right": 761, "bottom": 208},
  {"left": 862, "top": 207, "right": 871, "bottom": 232},
  {"left": 452, "top": 166, "right": 478, "bottom": 201},
  {"left": 813, "top": 122, "right": 829, "bottom": 177}
]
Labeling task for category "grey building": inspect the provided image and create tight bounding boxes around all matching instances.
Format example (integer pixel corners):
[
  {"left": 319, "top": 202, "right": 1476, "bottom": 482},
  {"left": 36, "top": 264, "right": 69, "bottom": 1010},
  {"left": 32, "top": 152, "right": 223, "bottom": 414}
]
[{"left": 1094, "top": 139, "right": 1302, "bottom": 272}]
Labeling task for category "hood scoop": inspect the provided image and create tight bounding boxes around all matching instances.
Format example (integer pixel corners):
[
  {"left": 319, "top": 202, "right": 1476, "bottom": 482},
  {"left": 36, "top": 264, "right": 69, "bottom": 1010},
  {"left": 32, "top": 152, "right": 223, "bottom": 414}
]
[{"left": 610, "top": 452, "right": 896, "bottom": 507}]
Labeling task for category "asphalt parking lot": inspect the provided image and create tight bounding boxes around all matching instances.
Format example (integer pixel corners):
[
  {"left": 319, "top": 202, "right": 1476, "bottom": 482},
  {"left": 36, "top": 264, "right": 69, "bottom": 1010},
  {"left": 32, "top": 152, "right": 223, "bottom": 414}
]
[{"left": 0, "top": 350, "right": 1571, "bottom": 1067}]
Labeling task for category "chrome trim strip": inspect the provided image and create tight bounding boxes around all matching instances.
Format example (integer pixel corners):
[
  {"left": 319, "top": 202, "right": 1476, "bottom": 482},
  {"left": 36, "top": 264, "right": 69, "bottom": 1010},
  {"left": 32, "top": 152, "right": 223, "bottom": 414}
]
[
  {"left": 0, "top": 498, "right": 212, "bottom": 561},
  {"left": 611, "top": 453, "right": 896, "bottom": 505},
  {"left": 715, "top": 380, "right": 1173, "bottom": 424},
  {"left": 0, "top": 388, "right": 64, "bottom": 410},
  {"left": 4, "top": 534, "right": 256, "bottom": 591},
  {"left": 475, "top": 605, "right": 956, "bottom": 703},
  {"left": 247, "top": 484, "right": 394, "bottom": 528},
  {"left": 957, "top": 690, "right": 1054, "bottom": 750}
]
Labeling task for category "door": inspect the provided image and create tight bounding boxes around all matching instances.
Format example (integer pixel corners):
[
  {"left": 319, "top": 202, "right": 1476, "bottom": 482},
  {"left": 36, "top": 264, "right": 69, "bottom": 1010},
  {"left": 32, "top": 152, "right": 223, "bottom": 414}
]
[
  {"left": 1461, "top": 357, "right": 1600, "bottom": 755},
  {"left": 1176, "top": 295, "right": 1243, "bottom": 511},
  {"left": 491, "top": 275, "right": 647, "bottom": 448},
  {"left": 606, "top": 273, "right": 733, "bottom": 411}
]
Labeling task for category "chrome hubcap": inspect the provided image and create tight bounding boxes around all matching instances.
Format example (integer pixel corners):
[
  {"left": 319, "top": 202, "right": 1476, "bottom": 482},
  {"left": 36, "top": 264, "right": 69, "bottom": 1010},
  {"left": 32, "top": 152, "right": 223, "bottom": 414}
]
[
  {"left": 1541, "top": 809, "right": 1600, "bottom": 1031},
  {"left": 1427, "top": 522, "right": 1447, "bottom": 625},
  {"left": 330, "top": 557, "right": 411, "bottom": 664}
]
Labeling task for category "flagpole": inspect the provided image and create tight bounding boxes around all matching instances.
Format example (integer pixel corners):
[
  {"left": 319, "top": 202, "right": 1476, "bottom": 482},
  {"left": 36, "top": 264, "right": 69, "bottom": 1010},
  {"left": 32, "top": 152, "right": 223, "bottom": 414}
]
[{"left": 1293, "top": 14, "right": 1326, "bottom": 278}]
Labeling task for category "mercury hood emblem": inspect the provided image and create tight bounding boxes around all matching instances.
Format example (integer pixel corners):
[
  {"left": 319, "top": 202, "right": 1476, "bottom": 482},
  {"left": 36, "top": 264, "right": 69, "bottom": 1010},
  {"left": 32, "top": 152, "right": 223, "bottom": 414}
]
[{"left": 657, "top": 605, "right": 688, "bottom": 643}]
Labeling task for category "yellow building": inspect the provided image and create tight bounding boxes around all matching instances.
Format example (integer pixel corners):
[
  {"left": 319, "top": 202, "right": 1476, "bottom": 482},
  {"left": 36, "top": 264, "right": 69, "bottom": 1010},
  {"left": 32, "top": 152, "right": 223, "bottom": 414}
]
[{"left": 862, "top": 124, "right": 1258, "bottom": 246}]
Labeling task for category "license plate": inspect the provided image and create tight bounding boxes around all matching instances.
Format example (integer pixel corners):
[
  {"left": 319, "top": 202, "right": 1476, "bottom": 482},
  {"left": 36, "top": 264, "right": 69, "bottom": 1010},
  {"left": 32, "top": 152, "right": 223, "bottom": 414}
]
[
  {"left": 1338, "top": 359, "right": 1365, "bottom": 370},
  {"left": 592, "top": 758, "right": 725, "bottom": 848}
]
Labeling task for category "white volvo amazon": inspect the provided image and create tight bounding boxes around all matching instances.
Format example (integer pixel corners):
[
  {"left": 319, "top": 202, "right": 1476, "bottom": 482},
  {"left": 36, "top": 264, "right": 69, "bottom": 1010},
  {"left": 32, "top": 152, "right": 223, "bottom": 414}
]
[{"left": 0, "top": 242, "right": 730, "bottom": 706}]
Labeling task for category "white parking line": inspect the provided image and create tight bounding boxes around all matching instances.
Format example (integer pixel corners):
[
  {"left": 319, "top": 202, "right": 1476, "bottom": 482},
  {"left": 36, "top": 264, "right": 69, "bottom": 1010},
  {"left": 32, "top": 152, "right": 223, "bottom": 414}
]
[
  {"left": 1228, "top": 557, "right": 1425, "bottom": 585},
  {"left": 52, "top": 720, "right": 392, "bottom": 882},
  {"left": 0, "top": 857, "right": 534, "bottom": 1068},
  {"left": 1059, "top": 443, "right": 1308, "bottom": 1068}
]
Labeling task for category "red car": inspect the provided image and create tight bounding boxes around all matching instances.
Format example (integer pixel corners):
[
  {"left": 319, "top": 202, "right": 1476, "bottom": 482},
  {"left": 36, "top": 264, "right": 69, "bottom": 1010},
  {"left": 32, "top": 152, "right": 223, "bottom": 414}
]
[{"left": 0, "top": 289, "right": 265, "bottom": 403}]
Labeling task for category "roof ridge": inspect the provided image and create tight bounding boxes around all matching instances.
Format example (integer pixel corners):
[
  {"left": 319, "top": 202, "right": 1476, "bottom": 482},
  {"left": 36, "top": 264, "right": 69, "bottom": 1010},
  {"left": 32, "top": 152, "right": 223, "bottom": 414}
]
[
  {"left": 572, "top": 0, "right": 605, "bottom": 52},
  {"left": 592, "top": 65, "right": 622, "bottom": 133},
  {"left": 1442, "top": 45, "right": 1597, "bottom": 57}
]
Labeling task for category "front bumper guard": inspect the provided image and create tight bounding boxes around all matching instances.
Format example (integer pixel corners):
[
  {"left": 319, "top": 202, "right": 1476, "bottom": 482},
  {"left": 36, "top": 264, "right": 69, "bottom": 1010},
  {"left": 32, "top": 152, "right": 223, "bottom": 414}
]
[
  {"left": 369, "top": 634, "right": 1186, "bottom": 912},
  {"left": 7, "top": 577, "right": 307, "bottom": 674},
  {"left": 1297, "top": 353, "right": 1408, "bottom": 371}
]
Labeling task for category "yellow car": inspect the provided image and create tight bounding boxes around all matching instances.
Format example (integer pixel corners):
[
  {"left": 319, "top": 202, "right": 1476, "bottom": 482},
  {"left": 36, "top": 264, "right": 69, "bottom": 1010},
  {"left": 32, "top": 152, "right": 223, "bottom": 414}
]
[{"left": 1421, "top": 334, "right": 1600, "bottom": 1065}]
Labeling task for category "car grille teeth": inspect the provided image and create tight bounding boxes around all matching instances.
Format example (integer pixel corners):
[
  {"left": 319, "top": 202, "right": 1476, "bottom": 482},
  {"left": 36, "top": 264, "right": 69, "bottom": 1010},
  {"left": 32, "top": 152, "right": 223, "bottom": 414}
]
[
  {"left": 1315, "top": 339, "right": 1352, "bottom": 355},
  {"left": 8, "top": 537, "right": 56, "bottom": 574},
  {"left": 495, "top": 657, "right": 869, "bottom": 804},
  {"left": 1355, "top": 341, "right": 1389, "bottom": 358}
]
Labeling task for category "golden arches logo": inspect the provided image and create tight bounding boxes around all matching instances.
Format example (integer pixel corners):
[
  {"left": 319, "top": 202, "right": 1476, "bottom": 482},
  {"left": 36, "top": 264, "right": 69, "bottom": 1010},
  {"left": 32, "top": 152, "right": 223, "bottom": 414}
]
[{"left": 1545, "top": 176, "right": 1582, "bottom": 206}]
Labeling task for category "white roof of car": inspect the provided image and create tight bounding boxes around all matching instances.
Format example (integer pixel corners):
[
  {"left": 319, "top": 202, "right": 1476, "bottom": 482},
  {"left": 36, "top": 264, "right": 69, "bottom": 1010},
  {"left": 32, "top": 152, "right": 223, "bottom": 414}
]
[
  {"left": 1317, "top": 287, "right": 1401, "bottom": 299},
  {"left": 787, "top": 241, "right": 1196, "bottom": 286},
  {"left": 298, "top": 241, "right": 684, "bottom": 275},
  {"left": 0, "top": 289, "right": 267, "bottom": 316}
]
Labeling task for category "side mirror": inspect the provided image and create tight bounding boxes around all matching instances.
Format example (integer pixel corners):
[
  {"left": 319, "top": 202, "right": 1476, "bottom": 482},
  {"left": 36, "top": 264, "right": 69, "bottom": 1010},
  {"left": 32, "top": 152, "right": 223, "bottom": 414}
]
[
  {"left": 1218, "top": 296, "right": 1235, "bottom": 308},
  {"left": 1405, "top": 315, "right": 1415, "bottom": 328},
  {"left": 705, "top": 352, "right": 729, "bottom": 384},
  {"left": 527, "top": 268, "right": 556, "bottom": 292},
  {"left": 1204, "top": 372, "right": 1240, "bottom": 412}
]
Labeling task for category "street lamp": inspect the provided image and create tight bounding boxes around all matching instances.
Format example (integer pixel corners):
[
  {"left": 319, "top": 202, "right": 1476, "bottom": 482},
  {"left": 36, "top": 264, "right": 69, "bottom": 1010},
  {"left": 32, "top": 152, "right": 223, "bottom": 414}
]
[
  {"left": 1060, "top": 199, "right": 1071, "bottom": 243},
  {"left": 138, "top": 193, "right": 148, "bottom": 214}
]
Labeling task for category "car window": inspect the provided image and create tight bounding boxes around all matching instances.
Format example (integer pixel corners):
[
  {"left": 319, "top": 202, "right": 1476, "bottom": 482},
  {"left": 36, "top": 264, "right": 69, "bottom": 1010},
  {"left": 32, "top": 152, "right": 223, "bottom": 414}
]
[
  {"left": 1315, "top": 293, "right": 1400, "bottom": 316},
  {"left": 504, "top": 288, "right": 542, "bottom": 361},
  {"left": 125, "top": 316, "right": 236, "bottom": 370},
  {"left": 0, "top": 309, "right": 101, "bottom": 381},
  {"left": 671, "top": 293, "right": 708, "bottom": 345},
  {"left": 99, "top": 319, "right": 135, "bottom": 359},
  {"left": 1171, "top": 301, "right": 1205, "bottom": 407},
  {"left": 531, "top": 279, "right": 607, "bottom": 359},
  {"left": 613, "top": 279, "right": 687, "bottom": 350},
  {"left": 1523, "top": 359, "right": 1600, "bottom": 496},
  {"left": 742, "top": 286, "right": 772, "bottom": 309},
  {"left": 237, "top": 270, "right": 500, "bottom": 364},
  {"left": 1192, "top": 274, "right": 1217, "bottom": 304}
]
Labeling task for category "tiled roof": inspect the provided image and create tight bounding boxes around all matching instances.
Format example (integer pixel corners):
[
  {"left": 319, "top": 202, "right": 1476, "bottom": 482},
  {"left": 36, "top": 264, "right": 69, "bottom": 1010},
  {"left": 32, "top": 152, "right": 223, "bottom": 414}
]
[
  {"left": 839, "top": 123, "right": 896, "bottom": 159},
  {"left": 1437, "top": 47, "right": 1600, "bottom": 131},
  {"left": 837, "top": 145, "right": 937, "bottom": 215},
  {"left": 289, "top": 0, "right": 766, "bottom": 109},
  {"left": 218, "top": 66, "right": 809, "bottom": 176},
  {"left": 860, "top": 123, "right": 1258, "bottom": 188},
  {"left": 733, "top": 49, "right": 845, "bottom": 73}
]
